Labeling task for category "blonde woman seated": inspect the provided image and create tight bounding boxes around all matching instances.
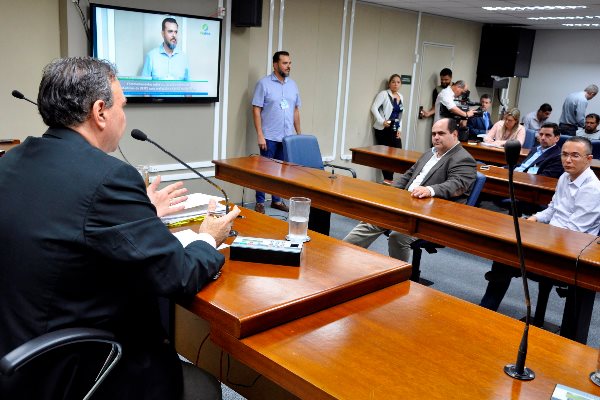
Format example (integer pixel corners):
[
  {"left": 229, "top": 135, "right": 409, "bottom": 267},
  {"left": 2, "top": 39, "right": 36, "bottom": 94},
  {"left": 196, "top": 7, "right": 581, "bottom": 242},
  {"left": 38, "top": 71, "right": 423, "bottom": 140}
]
[{"left": 483, "top": 108, "right": 525, "bottom": 147}]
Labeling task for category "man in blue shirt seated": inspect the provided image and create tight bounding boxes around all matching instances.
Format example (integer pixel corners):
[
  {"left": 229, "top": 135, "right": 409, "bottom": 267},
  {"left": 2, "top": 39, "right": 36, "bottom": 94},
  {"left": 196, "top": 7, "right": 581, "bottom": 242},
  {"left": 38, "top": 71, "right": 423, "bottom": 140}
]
[
  {"left": 480, "top": 136, "right": 600, "bottom": 312},
  {"left": 522, "top": 103, "right": 552, "bottom": 131},
  {"left": 142, "top": 17, "right": 190, "bottom": 80},
  {"left": 467, "top": 93, "right": 492, "bottom": 138},
  {"left": 576, "top": 113, "right": 600, "bottom": 140}
]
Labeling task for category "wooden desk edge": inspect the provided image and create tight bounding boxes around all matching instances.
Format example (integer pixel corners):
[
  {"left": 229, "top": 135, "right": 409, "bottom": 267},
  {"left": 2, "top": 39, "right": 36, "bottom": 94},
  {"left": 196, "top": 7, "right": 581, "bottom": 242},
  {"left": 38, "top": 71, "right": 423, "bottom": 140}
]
[{"left": 186, "top": 264, "right": 411, "bottom": 339}]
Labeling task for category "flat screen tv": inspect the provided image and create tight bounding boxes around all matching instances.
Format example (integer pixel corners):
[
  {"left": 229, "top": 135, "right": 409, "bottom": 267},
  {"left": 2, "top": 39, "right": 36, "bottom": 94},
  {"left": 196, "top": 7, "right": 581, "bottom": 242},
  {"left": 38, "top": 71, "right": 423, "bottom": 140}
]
[{"left": 90, "top": 3, "right": 222, "bottom": 103}]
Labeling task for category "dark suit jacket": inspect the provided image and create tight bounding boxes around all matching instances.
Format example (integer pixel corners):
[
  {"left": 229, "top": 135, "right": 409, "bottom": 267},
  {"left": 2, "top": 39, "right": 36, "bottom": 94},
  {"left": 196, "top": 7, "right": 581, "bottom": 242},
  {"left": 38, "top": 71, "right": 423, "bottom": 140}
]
[
  {"left": 518, "top": 144, "right": 564, "bottom": 178},
  {"left": 0, "top": 128, "right": 224, "bottom": 399},
  {"left": 467, "top": 112, "right": 492, "bottom": 136},
  {"left": 395, "top": 143, "right": 477, "bottom": 203}
]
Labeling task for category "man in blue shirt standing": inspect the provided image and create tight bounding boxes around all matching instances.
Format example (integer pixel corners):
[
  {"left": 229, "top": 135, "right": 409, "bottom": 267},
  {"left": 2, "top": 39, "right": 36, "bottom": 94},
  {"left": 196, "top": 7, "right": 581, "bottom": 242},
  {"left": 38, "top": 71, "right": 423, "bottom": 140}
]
[
  {"left": 142, "top": 18, "right": 189, "bottom": 81},
  {"left": 558, "top": 84, "right": 598, "bottom": 135},
  {"left": 252, "top": 51, "right": 302, "bottom": 213}
]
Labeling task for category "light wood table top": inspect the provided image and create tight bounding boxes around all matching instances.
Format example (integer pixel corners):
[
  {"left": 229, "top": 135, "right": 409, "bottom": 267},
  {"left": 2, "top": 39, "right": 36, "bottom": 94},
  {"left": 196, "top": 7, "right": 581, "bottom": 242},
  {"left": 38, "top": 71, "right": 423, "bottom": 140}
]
[
  {"left": 213, "top": 281, "right": 600, "bottom": 400},
  {"left": 213, "top": 156, "right": 600, "bottom": 292},
  {"left": 461, "top": 140, "right": 529, "bottom": 165},
  {"left": 350, "top": 145, "right": 557, "bottom": 204},
  {"left": 175, "top": 208, "right": 410, "bottom": 339}
]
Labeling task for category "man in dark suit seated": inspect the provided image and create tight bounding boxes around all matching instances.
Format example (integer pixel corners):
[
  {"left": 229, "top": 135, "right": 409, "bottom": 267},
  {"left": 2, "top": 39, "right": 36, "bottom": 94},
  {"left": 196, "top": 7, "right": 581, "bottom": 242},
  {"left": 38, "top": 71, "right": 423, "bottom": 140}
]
[
  {"left": 343, "top": 118, "right": 476, "bottom": 262},
  {"left": 467, "top": 93, "right": 492, "bottom": 139},
  {"left": 514, "top": 122, "right": 563, "bottom": 178},
  {"left": 493, "top": 122, "right": 564, "bottom": 216},
  {"left": 0, "top": 57, "right": 240, "bottom": 400}
]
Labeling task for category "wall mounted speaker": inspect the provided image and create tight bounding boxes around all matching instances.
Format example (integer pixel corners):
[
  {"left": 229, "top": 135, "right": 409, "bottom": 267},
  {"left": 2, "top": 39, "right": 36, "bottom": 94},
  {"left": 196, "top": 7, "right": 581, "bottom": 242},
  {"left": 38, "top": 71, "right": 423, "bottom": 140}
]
[
  {"left": 476, "top": 25, "right": 535, "bottom": 87},
  {"left": 232, "top": 0, "right": 262, "bottom": 27}
]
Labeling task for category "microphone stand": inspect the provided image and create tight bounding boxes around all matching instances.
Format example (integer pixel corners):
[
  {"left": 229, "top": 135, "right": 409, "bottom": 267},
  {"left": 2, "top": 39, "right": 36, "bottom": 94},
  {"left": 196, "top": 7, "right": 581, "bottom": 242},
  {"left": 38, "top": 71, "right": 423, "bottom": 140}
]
[
  {"left": 137, "top": 133, "right": 237, "bottom": 237},
  {"left": 504, "top": 156, "right": 535, "bottom": 380}
]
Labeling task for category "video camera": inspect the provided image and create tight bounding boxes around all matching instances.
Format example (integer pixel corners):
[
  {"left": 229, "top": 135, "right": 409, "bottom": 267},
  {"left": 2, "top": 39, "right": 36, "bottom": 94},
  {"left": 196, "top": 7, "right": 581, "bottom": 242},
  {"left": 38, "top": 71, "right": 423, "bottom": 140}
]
[
  {"left": 453, "top": 90, "right": 483, "bottom": 120},
  {"left": 438, "top": 90, "right": 485, "bottom": 141}
]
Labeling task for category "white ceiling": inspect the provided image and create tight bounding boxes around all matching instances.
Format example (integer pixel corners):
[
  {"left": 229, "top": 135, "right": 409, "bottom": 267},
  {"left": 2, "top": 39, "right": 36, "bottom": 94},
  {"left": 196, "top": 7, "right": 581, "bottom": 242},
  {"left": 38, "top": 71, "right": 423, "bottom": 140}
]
[{"left": 362, "top": 0, "right": 600, "bottom": 29}]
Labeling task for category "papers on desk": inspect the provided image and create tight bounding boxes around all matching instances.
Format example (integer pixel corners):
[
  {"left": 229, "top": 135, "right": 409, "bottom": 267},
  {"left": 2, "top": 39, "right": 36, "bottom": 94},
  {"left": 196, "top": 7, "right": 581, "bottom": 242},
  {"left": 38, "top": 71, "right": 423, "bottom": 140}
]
[
  {"left": 171, "top": 229, "right": 229, "bottom": 250},
  {"left": 479, "top": 142, "right": 503, "bottom": 148},
  {"left": 161, "top": 193, "right": 225, "bottom": 226},
  {"left": 552, "top": 384, "right": 600, "bottom": 400}
]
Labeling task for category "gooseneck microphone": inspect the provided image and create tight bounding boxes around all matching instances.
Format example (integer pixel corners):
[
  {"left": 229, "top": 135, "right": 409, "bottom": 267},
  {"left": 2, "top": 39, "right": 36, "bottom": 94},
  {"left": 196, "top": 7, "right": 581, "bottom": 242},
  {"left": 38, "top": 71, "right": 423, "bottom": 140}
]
[
  {"left": 503, "top": 139, "right": 535, "bottom": 381},
  {"left": 131, "top": 129, "right": 236, "bottom": 236},
  {"left": 11, "top": 90, "right": 38, "bottom": 106}
]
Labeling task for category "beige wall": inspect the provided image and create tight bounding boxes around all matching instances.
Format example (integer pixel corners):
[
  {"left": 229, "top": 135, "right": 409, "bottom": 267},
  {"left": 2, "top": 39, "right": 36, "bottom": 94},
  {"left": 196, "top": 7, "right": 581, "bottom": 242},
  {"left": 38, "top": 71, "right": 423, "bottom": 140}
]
[
  {"left": 343, "top": 3, "right": 417, "bottom": 179},
  {"left": 0, "top": 0, "right": 60, "bottom": 138}
]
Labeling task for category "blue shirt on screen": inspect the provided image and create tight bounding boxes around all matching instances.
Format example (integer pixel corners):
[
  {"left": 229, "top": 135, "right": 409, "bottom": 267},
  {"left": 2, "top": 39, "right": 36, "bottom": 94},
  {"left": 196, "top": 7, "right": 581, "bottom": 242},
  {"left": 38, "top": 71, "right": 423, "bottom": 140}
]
[
  {"left": 142, "top": 44, "right": 189, "bottom": 81},
  {"left": 252, "top": 73, "right": 301, "bottom": 142}
]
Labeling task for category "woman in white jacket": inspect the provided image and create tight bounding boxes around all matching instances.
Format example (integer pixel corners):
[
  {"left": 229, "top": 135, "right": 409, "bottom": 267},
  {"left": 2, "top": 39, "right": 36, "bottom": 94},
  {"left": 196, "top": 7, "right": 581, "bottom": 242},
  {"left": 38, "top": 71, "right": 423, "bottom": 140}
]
[{"left": 371, "top": 74, "right": 404, "bottom": 184}]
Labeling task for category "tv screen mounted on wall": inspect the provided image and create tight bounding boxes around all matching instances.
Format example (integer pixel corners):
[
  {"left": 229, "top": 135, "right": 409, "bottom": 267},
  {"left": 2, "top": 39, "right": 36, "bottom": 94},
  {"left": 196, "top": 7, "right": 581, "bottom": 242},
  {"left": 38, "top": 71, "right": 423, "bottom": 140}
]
[{"left": 90, "top": 3, "right": 222, "bottom": 103}]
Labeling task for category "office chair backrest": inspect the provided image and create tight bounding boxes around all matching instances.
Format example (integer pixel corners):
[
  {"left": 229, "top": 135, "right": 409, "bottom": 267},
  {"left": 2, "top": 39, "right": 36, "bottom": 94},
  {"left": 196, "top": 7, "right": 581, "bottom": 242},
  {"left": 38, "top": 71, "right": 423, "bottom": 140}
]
[
  {"left": 592, "top": 140, "right": 600, "bottom": 159},
  {"left": 282, "top": 135, "right": 325, "bottom": 170},
  {"left": 557, "top": 135, "right": 568, "bottom": 148},
  {"left": 466, "top": 171, "right": 486, "bottom": 207},
  {"left": 523, "top": 129, "right": 536, "bottom": 149},
  {"left": 0, "top": 328, "right": 121, "bottom": 400}
]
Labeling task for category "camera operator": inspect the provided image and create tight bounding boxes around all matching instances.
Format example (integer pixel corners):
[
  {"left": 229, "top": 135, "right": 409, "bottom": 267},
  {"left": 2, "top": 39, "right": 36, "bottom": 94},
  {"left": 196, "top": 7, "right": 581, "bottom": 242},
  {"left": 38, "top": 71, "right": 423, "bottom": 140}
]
[
  {"left": 434, "top": 80, "right": 476, "bottom": 122},
  {"left": 467, "top": 94, "right": 492, "bottom": 138}
]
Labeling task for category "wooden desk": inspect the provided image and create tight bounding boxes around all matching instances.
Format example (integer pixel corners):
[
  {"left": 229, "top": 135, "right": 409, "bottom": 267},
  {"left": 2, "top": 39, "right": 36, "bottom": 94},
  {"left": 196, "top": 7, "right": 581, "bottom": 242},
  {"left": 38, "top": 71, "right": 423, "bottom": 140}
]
[
  {"left": 176, "top": 208, "right": 410, "bottom": 339},
  {"left": 350, "top": 145, "right": 556, "bottom": 204},
  {"left": 213, "top": 282, "right": 600, "bottom": 400},
  {"left": 0, "top": 140, "right": 20, "bottom": 156},
  {"left": 461, "top": 141, "right": 528, "bottom": 165},
  {"left": 213, "top": 156, "right": 600, "bottom": 342},
  {"left": 593, "top": 159, "right": 600, "bottom": 179}
]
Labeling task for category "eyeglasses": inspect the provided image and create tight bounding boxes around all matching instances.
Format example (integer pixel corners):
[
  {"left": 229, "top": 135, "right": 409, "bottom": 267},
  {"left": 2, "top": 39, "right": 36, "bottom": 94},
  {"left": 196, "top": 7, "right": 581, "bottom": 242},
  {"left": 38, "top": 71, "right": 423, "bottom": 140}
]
[{"left": 561, "top": 152, "right": 590, "bottom": 160}]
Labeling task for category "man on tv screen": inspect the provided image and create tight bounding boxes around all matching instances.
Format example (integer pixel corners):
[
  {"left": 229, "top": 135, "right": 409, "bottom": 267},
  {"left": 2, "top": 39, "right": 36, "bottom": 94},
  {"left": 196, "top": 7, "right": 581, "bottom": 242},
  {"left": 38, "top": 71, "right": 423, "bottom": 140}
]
[{"left": 142, "top": 17, "right": 190, "bottom": 81}]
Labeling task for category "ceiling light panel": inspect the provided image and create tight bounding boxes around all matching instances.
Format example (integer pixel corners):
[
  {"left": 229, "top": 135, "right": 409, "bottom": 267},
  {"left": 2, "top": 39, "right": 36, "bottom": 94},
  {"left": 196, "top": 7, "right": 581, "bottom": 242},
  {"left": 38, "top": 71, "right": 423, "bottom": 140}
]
[{"left": 482, "top": 5, "right": 587, "bottom": 11}]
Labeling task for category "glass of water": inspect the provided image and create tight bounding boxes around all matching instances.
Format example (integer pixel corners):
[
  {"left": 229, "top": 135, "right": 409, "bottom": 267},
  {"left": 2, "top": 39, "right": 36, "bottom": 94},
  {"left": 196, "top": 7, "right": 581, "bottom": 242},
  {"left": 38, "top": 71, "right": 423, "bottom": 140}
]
[
  {"left": 135, "top": 165, "right": 150, "bottom": 187},
  {"left": 287, "top": 197, "right": 311, "bottom": 243}
]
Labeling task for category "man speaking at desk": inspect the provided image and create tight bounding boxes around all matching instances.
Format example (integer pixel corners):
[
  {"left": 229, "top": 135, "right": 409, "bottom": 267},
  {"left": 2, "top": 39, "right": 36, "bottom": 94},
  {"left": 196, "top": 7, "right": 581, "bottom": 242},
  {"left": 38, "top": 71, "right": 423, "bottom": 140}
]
[
  {"left": 344, "top": 118, "right": 476, "bottom": 262},
  {"left": 0, "top": 57, "right": 239, "bottom": 399}
]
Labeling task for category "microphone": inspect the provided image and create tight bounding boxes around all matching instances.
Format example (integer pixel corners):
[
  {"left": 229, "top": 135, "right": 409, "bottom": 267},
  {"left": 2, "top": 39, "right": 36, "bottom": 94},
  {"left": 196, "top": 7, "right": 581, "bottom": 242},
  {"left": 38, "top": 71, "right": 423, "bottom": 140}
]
[
  {"left": 503, "top": 139, "right": 535, "bottom": 381},
  {"left": 504, "top": 139, "right": 521, "bottom": 170},
  {"left": 11, "top": 90, "right": 37, "bottom": 106},
  {"left": 130, "top": 129, "right": 236, "bottom": 236}
]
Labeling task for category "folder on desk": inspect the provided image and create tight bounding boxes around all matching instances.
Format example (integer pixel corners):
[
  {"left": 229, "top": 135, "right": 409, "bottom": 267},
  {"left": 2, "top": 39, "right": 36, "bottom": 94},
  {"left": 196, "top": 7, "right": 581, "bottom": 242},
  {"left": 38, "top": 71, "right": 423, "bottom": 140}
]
[{"left": 161, "top": 193, "right": 225, "bottom": 225}]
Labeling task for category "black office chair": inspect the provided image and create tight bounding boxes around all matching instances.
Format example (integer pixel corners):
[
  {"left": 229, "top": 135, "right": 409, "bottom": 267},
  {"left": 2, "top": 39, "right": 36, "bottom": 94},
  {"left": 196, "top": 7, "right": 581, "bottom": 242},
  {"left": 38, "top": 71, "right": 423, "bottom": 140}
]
[
  {"left": 592, "top": 139, "right": 600, "bottom": 159},
  {"left": 0, "top": 327, "right": 122, "bottom": 400},
  {"left": 523, "top": 128, "right": 537, "bottom": 150},
  {"left": 282, "top": 134, "right": 356, "bottom": 235},
  {"left": 409, "top": 171, "right": 487, "bottom": 284}
]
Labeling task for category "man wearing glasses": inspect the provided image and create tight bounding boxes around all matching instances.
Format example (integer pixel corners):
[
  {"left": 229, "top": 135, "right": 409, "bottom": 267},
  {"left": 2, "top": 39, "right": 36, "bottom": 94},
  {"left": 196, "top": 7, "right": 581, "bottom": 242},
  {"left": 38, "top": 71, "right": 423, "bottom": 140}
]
[{"left": 480, "top": 136, "right": 600, "bottom": 311}]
